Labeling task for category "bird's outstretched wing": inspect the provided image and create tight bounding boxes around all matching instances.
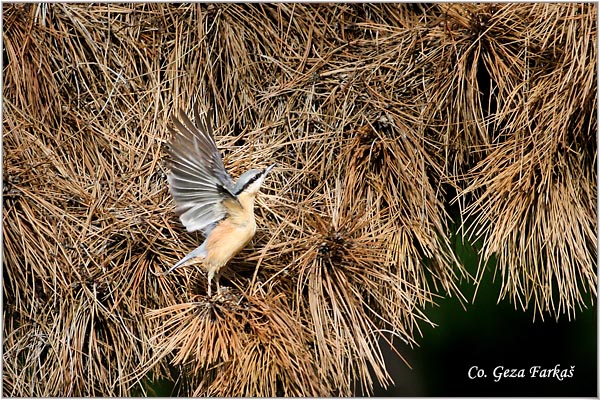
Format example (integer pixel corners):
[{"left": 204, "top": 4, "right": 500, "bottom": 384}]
[{"left": 167, "top": 106, "right": 240, "bottom": 235}]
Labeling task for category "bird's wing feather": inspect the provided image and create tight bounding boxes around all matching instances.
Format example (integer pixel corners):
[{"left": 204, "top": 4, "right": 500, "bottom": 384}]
[{"left": 167, "top": 106, "right": 240, "bottom": 235}]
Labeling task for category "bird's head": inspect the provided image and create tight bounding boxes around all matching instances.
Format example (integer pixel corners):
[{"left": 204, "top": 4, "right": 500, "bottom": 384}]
[{"left": 234, "top": 163, "right": 275, "bottom": 196}]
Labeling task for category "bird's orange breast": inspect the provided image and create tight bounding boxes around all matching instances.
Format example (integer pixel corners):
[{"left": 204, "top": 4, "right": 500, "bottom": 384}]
[
  {"left": 203, "top": 192, "right": 258, "bottom": 269},
  {"left": 204, "top": 218, "right": 256, "bottom": 268}
]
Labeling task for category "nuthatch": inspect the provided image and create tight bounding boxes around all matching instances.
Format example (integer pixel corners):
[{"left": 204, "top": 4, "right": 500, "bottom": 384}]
[{"left": 163, "top": 106, "right": 275, "bottom": 296}]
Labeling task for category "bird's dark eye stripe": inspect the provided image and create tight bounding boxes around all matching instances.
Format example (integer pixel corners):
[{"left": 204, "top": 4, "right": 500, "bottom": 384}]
[
  {"left": 246, "top": 173, "right": 261, "bottom": 187},
  {"left": 234, "top": 171, "right": 263, "bottom": 195}
]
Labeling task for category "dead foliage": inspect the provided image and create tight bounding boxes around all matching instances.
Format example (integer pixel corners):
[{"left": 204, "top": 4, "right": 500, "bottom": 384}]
[
  {"left": 2, "top": 3, "right": 596, "bottom": 396},
  {"left": 451, "top": 3, "right": 598, "bottom": 319}
]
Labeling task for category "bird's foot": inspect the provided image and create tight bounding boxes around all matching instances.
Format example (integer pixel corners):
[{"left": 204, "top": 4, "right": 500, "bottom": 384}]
[{"left": 211, "top": 285, "right": 232, "bottom": 300}]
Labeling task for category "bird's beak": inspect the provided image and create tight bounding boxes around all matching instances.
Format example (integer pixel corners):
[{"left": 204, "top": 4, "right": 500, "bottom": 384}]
[{"left": 265, "top": 163, "right": 276, "bottom": 174}]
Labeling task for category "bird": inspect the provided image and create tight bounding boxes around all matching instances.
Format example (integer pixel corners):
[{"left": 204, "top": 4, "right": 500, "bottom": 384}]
[{"left": 163, "top": 105, "right": 275, "bottom": 297}]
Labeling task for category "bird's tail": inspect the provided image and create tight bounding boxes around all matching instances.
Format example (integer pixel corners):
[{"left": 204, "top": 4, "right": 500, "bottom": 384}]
[{"left": 161, "top": 242, "right": 207, "bottom": 275}]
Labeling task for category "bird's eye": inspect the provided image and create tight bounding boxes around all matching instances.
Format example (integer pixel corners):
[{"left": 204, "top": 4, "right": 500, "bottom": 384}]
[
  {"left": 235, "top": 171, "right": 263, "bottom": 195},
  {"left": 249, "top": 173, "right": 261, "bottom": 185}
]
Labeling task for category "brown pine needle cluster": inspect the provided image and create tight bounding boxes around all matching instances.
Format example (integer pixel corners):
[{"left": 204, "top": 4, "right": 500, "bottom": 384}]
[
  {"left": 144, "top": 287, "right": 326, "bottom": 396},
  {"left": 3, "top": 3, "right": 596, "bottom": 396},
  {"left": 451, "top": 4, "right": 598, "bottom": 319}
]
